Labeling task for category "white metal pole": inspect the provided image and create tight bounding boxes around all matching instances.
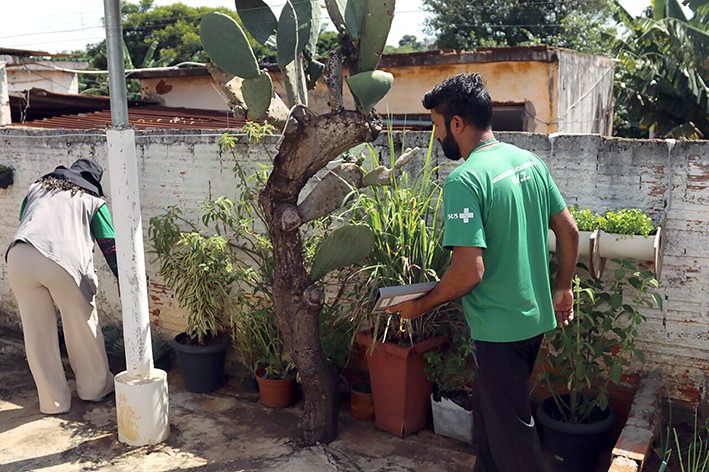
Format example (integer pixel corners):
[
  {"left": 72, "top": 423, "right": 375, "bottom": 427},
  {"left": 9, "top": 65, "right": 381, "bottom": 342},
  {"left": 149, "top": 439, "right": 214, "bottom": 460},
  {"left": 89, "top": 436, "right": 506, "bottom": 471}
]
[{"left": 103, "top": 0, "right": 169, "bottom": 446}]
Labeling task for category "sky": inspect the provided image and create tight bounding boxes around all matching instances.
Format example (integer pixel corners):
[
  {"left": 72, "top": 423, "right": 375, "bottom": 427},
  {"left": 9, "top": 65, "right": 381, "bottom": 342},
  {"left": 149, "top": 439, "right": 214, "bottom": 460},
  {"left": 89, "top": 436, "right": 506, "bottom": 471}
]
[{"left": 0, "top": 0, "right": 655, "bottom": 55}]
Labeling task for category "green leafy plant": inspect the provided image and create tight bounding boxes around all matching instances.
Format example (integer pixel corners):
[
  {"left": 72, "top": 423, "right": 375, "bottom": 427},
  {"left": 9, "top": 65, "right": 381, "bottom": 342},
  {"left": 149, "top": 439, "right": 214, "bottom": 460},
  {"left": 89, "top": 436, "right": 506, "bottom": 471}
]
[
  {"left": 598, "top": 208, "right": 656, "bottom": 237},
  {"left": 102, "top": 325, "right": 171, "bottom": 363},
  {"left": 424, "top": 310, "right": 475, "bottom": 407},
  {"left": 541, "top": 260, "right": 663, "bottom": 424},
  {"left": 343, "top": 131, "right": 453, "bottom": 345},
  {"left": 568, "top": 205, "right": 600, "bottom": 232},
  {"left": 148, "top": 219, "right": 236, "bottom": 345}
]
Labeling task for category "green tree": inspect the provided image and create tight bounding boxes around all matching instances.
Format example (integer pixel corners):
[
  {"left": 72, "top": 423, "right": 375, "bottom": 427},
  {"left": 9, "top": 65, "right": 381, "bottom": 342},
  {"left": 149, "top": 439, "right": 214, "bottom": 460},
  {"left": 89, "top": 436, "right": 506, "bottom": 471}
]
[
  {"left": 383, "top": 34, "right": 432, "bottom": 54},
  {"left": 422, "top": 0, "right": 616, "bottom": 53},
  {"left": 612, "top": 0, "right": 709, "bottom": 138}
]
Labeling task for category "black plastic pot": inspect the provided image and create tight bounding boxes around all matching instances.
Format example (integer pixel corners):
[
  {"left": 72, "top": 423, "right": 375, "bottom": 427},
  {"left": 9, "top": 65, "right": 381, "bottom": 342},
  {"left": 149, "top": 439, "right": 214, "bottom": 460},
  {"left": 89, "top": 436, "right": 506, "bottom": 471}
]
[
  {"left": 0, "top": 168, "right": 14, "bottom": 189},
  {"left": 171, "top": 332, "right": 230, "bottom": 393},
  {"left": 537, "top": 395, "right": 614, "bottom": 472}
]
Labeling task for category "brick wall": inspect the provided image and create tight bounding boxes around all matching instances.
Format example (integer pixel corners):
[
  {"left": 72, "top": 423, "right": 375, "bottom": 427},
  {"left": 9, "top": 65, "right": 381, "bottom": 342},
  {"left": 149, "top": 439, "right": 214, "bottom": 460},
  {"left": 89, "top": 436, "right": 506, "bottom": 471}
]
[{"left": 0, "top": 128, "right": 706, "bottom": 413}]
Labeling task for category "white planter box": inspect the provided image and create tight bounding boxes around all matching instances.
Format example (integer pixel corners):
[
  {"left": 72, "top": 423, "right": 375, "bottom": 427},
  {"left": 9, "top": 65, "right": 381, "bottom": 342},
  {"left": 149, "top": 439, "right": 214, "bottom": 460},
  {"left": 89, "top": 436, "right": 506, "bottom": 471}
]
[
  {"left": 548, "top": 230, "right": 594, "bottom": 256},
  {"left": 431, "top": 394, "right": 474, "bottom": 445}
]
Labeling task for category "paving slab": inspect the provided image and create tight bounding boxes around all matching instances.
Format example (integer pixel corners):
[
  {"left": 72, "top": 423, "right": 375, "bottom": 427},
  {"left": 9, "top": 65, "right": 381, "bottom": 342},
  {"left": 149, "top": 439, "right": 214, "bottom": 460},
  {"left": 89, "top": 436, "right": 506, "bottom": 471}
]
[{"left": 0, "top": 338, "right": 476, "bottom": 472}]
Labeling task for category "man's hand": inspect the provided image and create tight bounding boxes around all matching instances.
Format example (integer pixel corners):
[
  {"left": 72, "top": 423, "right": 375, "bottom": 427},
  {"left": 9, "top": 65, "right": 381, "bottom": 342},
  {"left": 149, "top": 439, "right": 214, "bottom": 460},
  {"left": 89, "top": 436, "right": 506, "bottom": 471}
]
[
  {"left": 385, "top": 299, "right": 423, "bottom": 320},
  {"left": 553, "top": 288, "right": 574, "bottom": 327}
]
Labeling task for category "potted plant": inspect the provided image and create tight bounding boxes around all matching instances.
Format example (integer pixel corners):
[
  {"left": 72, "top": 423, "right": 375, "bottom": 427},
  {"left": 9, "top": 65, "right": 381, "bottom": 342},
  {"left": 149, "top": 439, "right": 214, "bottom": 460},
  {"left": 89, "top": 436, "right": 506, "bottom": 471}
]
[
  {"left": 0, "top": 164, "right": 14, "bottom": 189},
  {"left": 345, "top": 135, "right": 453, "bottom": 437},
  {"left": 424, "top": 315, "right": 475, "bottom": 444},
  {"left": 233, "top": 294, "right": 297, "bottom": 408},
  {"left": 148, "top": 214, "right": 235, "bottom": 393},
  {"left": 102, "top": 325, "right": 172, "bottom": 373},
  {"left": 349, "top": 381, "right": 375, "bottom": 421},
  {"left": 597, "top": 208, "right": 663, "bottom": 267},
  {"left": 549, "top": 205, "right": 598, "bottom": 257},
  {"left": 537, "top": 260, "right": 663, "bottom": 472}
]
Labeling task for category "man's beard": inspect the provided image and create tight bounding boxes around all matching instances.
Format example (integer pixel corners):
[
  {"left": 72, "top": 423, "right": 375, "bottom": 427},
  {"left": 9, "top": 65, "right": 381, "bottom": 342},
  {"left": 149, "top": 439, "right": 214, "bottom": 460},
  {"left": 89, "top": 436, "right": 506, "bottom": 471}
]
[{"left": 440, "top": 132, "right": 462, "bottom": 161}]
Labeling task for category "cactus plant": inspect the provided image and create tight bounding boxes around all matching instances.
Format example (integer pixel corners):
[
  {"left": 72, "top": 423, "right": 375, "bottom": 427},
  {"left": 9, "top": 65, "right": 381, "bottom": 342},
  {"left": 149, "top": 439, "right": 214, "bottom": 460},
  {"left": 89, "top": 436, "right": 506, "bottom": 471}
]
[
  {"left": 326, "top": 0, "right": 365, "bottom": 41},
  {"left": 234, "top": 0, "right": 278, "bottom": 48},
  {"left": 276, "top": 0, "right": 313, "bottom": 69},
  {"left": 357, "top": 0, "right": 396, "bottom": 72},
  {"left": 310, "top": 224, "right": 375, "bottom": 281},
  {"left": 242, "top": 71, "right": 274, "bottom": 120},
  {"left": 200, "top": 12, "right": 260, "bottom": 79},
  {"left": 198, "top": 0, "right": 399, "bottom": 447},
  {"left": 346, "top": 70, "right": 394, "bottom": 114},
  {"left": 297, "top": 163, "right": 364, "bottom": 223}
]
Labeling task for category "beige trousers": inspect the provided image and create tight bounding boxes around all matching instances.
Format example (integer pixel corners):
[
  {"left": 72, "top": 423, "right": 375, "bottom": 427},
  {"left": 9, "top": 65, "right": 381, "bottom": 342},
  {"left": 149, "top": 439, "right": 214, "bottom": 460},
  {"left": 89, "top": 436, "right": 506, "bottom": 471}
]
[{"left": 7, "top": 243, "right": 114, "bottom": 414}]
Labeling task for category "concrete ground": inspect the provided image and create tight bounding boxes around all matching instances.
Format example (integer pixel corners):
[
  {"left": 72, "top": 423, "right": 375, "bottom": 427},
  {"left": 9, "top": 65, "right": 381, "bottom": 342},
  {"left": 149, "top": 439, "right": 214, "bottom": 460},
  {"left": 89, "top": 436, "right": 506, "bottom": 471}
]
[{"left": 0, "top": 331, "right": 476, "bottom": 472}]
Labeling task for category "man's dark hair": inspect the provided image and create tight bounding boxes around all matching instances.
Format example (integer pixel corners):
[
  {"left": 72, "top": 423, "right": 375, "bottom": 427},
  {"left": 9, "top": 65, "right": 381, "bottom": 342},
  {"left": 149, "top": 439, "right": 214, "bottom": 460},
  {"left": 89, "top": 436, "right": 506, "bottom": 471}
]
[{"left": 422, "top": 73, "right": 493, "bottom": 131}]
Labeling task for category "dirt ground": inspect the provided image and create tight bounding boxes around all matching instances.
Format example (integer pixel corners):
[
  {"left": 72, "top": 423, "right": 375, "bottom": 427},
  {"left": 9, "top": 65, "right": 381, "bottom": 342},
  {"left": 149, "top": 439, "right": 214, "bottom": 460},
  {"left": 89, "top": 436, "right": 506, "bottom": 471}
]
[{"left": 0, "top": 331, "right": 477, "bottom": 472}]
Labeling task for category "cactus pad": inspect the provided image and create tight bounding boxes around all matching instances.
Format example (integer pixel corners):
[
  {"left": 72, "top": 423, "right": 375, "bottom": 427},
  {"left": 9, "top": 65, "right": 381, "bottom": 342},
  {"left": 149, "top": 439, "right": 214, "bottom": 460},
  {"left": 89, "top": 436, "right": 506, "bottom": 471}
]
[
  {"left": 276, "top": 0, "right": 313, "bottom": 68},
  {"left": 242, "top": 71, "right": 274, "bottom": 120},
  {"left": 310, "top": 224, "right": 374, "bottom": 281},
  {"left": 235, "top": 0, "right": 278, "bottom": 48},
  {"left": 200, "top": 12, "right": 260, "bottom": 79},
  {"left": 357, "top": 0, "right": 395, "bottom": 72},
  {"left": 346, "top": 70, "right": 394, "bottom": 114}
]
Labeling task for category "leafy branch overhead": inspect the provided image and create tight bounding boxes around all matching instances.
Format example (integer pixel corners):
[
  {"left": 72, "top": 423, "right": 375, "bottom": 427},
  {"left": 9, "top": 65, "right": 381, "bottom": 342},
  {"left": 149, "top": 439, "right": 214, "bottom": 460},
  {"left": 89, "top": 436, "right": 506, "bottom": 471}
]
[{"left": 199, "top": 0, "right": 395, "bottom": 120}]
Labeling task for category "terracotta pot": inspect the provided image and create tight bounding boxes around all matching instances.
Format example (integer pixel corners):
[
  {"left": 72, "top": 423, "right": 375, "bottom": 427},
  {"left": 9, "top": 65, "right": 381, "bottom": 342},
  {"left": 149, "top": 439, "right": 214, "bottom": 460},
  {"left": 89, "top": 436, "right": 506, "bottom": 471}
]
[
  {"left": 255, "top": 368, "right": 296, "bottom": 408},
  {"left": 350, "top": 383, "right": 375, "bottom": 421},
  {"left": 356, "top": 331, "right": 447, "bottom": 437}
]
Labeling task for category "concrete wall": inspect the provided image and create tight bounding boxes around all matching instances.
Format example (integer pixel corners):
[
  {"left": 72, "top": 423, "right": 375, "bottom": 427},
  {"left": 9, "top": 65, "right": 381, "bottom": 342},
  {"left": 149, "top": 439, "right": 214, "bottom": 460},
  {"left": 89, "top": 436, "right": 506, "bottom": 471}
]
[
  {"left": 5, "top": 62, "right": 81, "bottom": 94},
  {"left": 0, "top": 128, "right": 706, "bottom": 412},
  {"left": 557, "top": 50, "right": 615, "bottom": 135}
]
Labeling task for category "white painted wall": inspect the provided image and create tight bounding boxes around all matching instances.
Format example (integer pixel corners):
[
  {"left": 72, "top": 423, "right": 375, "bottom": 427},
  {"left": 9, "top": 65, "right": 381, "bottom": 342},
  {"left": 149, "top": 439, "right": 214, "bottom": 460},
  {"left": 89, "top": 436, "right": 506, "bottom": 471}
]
[{"left": 0, "top": 128, "right": 706, "bottom": 412}]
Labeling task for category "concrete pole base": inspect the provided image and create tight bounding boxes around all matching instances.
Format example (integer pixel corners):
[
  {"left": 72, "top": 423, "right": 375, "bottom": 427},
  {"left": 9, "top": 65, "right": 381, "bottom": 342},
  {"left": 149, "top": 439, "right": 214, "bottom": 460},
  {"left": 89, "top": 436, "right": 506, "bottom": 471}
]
[{"left": 115, "top": 369, "right": 170, "bottom": 446}]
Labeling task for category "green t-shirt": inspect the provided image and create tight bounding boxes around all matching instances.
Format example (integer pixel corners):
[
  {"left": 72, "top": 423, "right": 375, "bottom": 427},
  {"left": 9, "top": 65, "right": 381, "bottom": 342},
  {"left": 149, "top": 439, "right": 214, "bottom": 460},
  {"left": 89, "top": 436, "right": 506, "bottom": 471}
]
[{"left": 442, "top": 141, "right": 566, "bottom": 342}]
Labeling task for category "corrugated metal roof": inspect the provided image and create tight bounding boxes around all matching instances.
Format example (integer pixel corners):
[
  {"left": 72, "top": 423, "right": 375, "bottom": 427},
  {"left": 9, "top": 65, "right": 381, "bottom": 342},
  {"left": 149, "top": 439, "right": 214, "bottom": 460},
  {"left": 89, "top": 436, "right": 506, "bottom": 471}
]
[{"left": 9, "top": 105, "right": 247, "bottom": 130}]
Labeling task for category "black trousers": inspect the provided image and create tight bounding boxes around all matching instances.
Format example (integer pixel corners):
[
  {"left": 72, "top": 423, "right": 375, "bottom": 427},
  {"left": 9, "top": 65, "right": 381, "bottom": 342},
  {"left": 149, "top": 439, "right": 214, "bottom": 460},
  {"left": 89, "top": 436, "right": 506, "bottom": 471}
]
[{"left": 471, "top": 333, "right": 546, "bottom": 472}]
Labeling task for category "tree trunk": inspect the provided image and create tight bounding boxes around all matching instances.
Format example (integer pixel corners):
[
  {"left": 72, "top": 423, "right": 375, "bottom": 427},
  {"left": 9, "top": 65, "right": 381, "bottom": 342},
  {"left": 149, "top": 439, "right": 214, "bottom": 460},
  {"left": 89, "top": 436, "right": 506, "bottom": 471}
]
[{"left": 260, "top": 110, "right": 381, "bottom": 445}]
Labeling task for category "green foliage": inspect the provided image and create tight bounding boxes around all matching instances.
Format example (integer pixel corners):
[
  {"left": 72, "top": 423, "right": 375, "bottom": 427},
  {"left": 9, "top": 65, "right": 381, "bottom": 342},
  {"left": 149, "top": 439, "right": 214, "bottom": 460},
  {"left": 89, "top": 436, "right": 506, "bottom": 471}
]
[
  {"left": 598, "top": 208, "right": 656, "bottom": 237},
  {"left": 343, "top": 131, "right": 453, "bottom": 344},
  {"left": 102, "top": 325, "right": 171, "bottom": 360},
  {"left": 569, "top": 205, "right": 600, "bottom": 232},
  {"left": 147, "top": 221, "right": 235, "bottom": 344},
  {"left": 422, "top": 0, "right": 616, "bottom": 53},
  {"left": 612, "top": 0, "right": 709, "bottom": 139},
  {"left": 424, "top": 311, "right": 474, "bottom": 398},
  {"left": 541, "top": 262, "right": 662, "bottom": 424}
]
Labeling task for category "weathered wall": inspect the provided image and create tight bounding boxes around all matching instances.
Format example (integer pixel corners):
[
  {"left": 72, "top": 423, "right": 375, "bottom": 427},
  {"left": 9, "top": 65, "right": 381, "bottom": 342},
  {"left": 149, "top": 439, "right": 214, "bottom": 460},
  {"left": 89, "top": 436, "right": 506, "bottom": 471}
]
[
  {"left": 139, "top": 48, "right": 615, "bottom": 135},
  {"left": 0, "top": 128, "right": 706, "bottom": 412},
  {"left": 556, "top": 50, "right": 615, "bottom": 135}
]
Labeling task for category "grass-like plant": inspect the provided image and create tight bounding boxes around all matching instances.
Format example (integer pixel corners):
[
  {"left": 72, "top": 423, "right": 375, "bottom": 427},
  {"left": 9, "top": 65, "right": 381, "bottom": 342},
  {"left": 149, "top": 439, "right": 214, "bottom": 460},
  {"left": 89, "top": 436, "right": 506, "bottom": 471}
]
[{"left": 343, "top": 131, "right": 452, "bottom": 345}]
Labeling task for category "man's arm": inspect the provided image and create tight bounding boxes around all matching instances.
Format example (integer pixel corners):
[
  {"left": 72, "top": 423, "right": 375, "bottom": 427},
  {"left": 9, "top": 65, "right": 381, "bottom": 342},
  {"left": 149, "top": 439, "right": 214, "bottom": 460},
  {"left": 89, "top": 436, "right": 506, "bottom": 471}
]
[
  {"left": 550, "top": 207, "right": 579, "bottom": 327},
  {"left": 385, "top": 246, "right": 484, "bottom": 320}
]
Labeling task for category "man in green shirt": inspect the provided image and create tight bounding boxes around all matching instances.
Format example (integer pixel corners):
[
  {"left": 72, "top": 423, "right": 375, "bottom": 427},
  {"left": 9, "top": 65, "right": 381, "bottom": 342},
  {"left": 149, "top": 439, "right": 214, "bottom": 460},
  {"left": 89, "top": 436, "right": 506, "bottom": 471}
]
[{"left": 386, "top": 73, "right": 578, "bottom": 471}]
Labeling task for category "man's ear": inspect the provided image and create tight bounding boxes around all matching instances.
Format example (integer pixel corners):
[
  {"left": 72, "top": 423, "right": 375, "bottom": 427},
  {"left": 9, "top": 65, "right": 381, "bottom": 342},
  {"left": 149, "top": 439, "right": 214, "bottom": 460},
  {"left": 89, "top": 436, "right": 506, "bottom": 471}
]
[{"left": 451, "top": 115, "right": 465, "bottom": 134}]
